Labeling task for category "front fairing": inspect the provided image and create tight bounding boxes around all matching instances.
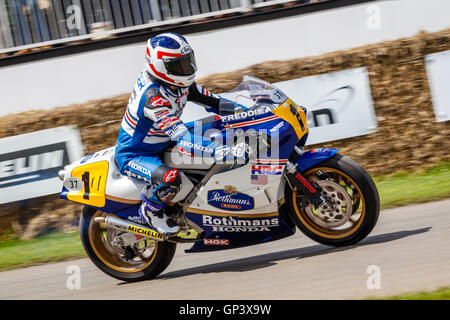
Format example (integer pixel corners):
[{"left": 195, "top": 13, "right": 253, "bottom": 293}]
[{"left": 186, "top": 76, "right": 309, "bottom": 158}]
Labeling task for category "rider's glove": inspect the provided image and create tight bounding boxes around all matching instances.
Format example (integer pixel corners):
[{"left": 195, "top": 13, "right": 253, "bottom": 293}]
[{"left": 218, "top": 99, "right": 237, "bottom": 116}]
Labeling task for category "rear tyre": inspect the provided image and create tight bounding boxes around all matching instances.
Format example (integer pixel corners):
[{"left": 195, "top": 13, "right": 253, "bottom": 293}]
[
  {"left": 80, "top": 207, "right": 176, "bottom": 282},
  {"left": 286, "top": 154, "right": 380, "bottom": 247}
]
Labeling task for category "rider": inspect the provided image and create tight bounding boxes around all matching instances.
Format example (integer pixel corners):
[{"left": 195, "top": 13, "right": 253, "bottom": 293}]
[{"left": 114, "top": 32, "right": 241, "bottom": 235}]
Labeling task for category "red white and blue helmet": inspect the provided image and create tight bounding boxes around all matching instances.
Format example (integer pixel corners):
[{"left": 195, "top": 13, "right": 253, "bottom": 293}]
[{"left": 145, "top": 33, "right": 197, "bottom": 88}]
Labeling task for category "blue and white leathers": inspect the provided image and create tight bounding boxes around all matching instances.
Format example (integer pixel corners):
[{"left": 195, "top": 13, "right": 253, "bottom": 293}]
[{"left": 115, "top": 70, "right": 220, "bottom": 182}]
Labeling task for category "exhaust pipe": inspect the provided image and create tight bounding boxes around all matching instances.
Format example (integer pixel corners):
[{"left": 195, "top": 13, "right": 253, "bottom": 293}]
[{"left": 95, "top": 215, "right": 164, "bottom": 241}]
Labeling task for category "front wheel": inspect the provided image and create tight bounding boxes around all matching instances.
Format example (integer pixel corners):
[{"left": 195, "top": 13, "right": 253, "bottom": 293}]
[
  {"left": 80, "top": 207, "right": 176, "bottom": 282},
  {"left": 285, "top": 154, "right": 380, "bottom": 247}
]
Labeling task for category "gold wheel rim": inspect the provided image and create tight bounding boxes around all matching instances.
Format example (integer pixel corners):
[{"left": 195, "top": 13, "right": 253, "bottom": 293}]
[
  {"left": 292, "top": 167, "right": 366, "bottom": 240},
  {"left": 88, "top": 211, "right": 158, "bottom": 273}
]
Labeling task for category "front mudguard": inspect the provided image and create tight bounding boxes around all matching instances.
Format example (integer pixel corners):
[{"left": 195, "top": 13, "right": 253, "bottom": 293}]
[{"left": 296, "top": 148, "right": 338, "bottom": 172}]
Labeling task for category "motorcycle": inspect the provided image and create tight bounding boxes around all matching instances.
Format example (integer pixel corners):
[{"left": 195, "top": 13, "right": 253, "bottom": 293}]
[{"left": 59, "top": 75, "right": 380, "bottom": 282}]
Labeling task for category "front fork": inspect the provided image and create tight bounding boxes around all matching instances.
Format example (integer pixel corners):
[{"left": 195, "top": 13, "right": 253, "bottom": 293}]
[{"left": 285, "top": 147, "right": 332, "bottom": 210}]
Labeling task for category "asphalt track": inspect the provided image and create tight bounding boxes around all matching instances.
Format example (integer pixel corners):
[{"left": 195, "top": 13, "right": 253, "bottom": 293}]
[{"left": 1, "top": 200, "right": 449, "bottom": 300}]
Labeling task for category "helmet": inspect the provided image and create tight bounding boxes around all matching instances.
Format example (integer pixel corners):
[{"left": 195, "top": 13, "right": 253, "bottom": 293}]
[{"left": 145, "top": 33, "right": 197, "bottom": 88}]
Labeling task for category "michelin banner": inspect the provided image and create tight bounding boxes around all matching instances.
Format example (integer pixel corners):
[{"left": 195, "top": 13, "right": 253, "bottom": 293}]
[
  {"left": 425, "top": 50, "right": 450, "bottom": 122},
  {"left": 182, "top": 67, "right": 378, "bottom": 146},
  {"left": 0, "top": 126, "right": 84, "bottom": 204}
]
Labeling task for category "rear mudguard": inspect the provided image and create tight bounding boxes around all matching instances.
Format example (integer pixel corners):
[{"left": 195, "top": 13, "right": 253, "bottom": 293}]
[{"left": 297, "top": 148, "right": 338, "bottom": 172}]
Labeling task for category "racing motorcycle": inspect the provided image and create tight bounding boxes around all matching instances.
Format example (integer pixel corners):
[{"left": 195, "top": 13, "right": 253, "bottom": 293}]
[{"left": 59, "top": 75, "right": 380, "bottom": 282}]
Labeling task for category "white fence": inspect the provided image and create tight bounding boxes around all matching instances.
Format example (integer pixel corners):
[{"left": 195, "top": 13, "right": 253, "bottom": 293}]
[{"left": 0, "top": 0, "right": 320, "bottom": 52}]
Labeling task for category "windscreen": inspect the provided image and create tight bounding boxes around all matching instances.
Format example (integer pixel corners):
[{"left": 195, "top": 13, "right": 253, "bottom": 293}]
[{"left": 222, "top": 75, "right": 288, "bottom": 110}]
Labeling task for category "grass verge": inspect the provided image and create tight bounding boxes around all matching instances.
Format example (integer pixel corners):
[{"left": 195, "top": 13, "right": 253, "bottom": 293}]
[
  {"left": 374, "top": 162, "right": 450, "bottom": 209},
  {"left": 370, "top": 287, "right": 450, "bottom": 300},
  {"left": 0, "top": 231, "right": 85, "bottom": 271},
  {"left": 0, "top": 162, "right": 449, "bottom": 271}
]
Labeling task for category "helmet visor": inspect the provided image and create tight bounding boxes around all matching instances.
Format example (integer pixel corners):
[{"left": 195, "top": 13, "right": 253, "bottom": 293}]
[{"left": 163, "top": 52, "right": 197, "bottom": 76}]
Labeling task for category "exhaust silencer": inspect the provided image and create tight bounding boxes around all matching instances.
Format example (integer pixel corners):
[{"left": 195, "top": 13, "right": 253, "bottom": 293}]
[{"left": 95, "top": 215, "right": 164, "bottom": 241}]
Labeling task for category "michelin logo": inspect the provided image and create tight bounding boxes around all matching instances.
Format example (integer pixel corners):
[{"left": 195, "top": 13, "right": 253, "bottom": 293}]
[
  {"left": 202, "top": 215, "right": 279, "bottom": 232},
  {"left": 0, "top": 150, "right": 64, "bottom": 179},
  {"left": 0, "top": 142, "right": 69, "bottom": 188}
]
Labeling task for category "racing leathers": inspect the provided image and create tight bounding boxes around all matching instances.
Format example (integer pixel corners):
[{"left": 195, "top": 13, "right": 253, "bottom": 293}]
[{"left": 114, "top": 70, "right": 236, "bottom": 234}]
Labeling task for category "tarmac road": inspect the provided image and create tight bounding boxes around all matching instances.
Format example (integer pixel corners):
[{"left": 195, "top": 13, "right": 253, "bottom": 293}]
[{"left": 1, "top": 200, "right": 449, "bottom": 300}]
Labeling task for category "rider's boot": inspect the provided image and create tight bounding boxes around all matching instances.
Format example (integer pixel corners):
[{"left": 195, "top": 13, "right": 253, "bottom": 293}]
[{"left": 138, "top": 187, "right": 180, "bottom": 235}]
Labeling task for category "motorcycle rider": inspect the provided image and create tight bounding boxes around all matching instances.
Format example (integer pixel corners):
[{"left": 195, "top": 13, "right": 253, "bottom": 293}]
[{"left": 114, "top": 32, "right": 243, "bottom": 235}]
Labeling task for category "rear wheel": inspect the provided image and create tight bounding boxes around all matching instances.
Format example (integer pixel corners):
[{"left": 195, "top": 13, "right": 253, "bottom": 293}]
[
  {"left": 80, "top": 207, "right": 176, "bottom": 282},
  {"left": 286, "top": 154, "right": 380, "bottom": 247}
]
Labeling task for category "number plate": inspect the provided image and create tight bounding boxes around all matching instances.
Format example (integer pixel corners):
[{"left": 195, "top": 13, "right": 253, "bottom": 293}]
[
  {"left": 272, "top": 98, "right": 308, "bottom": 139},
  {"left": 67, "top": 161, "right": 109, "bottom": 207},
  {"left": 63, "top": 177, "right": 83, "bottom": 192}
]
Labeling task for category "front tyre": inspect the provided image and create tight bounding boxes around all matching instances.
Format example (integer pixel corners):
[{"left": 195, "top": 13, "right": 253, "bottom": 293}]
[
  {"left": 80, "top": 207, "right": 176, "bottom": 282},
  {"left": 286, "top": 154, "right": 380, "bottom": 247}
]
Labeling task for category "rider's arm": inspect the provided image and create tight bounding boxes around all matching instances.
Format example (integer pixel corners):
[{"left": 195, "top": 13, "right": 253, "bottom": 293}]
[
  {"left": 142, "top": 88, "right": 245, "bottom": 160},
  {"left": 188, "top": 82, "right": 236, "bottom": 116},
  {"left": 187, "top": 83, "right": 220, "bottom": 110},
  {"left": 142, "top": 92, "right": 218, "bottom": 157}
]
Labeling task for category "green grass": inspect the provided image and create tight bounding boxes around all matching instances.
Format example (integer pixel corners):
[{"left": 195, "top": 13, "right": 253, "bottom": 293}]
[
  {"left": 370, "top": 287, "right": 450, "bottom": 300},
  {"left": 0, "top": 162, "right": 449, "bottom": 271},
  {"left": 375, "top": 162, "right": 450, "bottom": 209},
  {"left": 0, "top": 231, "right": 85, "bottom": 271}
]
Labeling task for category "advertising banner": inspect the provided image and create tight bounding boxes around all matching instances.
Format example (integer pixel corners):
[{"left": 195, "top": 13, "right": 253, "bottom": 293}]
[
  {"left": 0, "top": 126, "right": 84, "bottom": 204},
  {"left": 182, "top": 67, "right": 378, "bottom": 145},
  {"left": 275, "top": 67, "right": 377, "bottom": 145}
]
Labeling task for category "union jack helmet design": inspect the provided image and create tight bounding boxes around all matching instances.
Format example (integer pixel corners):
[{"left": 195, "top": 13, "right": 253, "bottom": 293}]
[{"left": 145, "top": 33, "right": 197, "bottom": 87}]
